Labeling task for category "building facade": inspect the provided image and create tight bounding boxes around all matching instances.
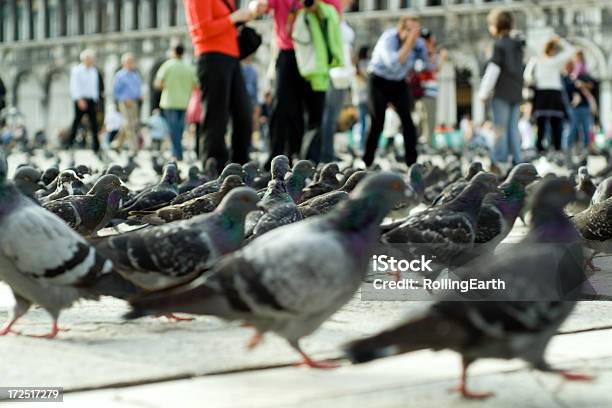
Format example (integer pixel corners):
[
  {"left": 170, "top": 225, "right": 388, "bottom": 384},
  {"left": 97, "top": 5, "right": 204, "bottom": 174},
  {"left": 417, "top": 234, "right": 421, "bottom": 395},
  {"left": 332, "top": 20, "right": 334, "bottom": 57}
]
[{"left": 1, "top": 0, "right": 611, "bottom": 140}]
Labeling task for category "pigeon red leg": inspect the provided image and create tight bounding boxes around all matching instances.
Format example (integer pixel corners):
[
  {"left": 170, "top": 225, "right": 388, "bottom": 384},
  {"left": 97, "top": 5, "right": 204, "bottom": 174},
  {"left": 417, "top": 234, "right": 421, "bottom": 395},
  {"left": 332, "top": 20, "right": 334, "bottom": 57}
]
[
  {"left": 0, "top": 295, "right": 31, "bottom": 336},
  {"left": 162, "top": 313, "right": 194, "bottom": 322},
  {"left": 0, "top": 317, "right": 21, "bottom": 336},
  {"left": 585, "top": 256, "right": 601, "bottom": 273},
  {"left": 295, "top": 351, "right": 340, "bottom": 369},
  {"left": 25, "top": 321, "right": 61, "bottom": 339},
  {"left": 559, "top": 371, "right": 595, "bottom": 381},
  {"left": 449, "top": 357, "right": 494, "bottom": 400},
  {"left": 246, "top": 331, "right": 264, "bottom": 350}
]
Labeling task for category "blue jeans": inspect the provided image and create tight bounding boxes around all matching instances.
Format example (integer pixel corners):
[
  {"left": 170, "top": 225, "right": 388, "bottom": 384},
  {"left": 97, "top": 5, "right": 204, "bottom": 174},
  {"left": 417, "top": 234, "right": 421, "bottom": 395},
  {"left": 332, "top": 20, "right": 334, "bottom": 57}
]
[
  {"left": 319, "top": 85, "right": 347, "bottom": 163},
  {"left": 490, "top": 98, "right": 521, "bottom": 164},
  {"left": 569, "top": 106, "right": 591, "bottom": 147},
  {"left": 358, "top": 101, "right": 368, "bottom": 150},
  {"left": 163, "top": 109, "right": 186, "bottom": 161}
]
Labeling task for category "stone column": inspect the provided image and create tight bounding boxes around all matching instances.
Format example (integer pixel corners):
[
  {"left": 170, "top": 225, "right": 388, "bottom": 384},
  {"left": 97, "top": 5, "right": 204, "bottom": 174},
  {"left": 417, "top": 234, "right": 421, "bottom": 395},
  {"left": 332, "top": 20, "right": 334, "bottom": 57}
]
[
  {"left": 133, "top": 0, "right": 140, "bottom": 30},
  {"left": 27, "top": 0, "right": 34, "bottom": 40},
  {"left": 59, "top": 0, "right": 67, "bottom": 36},
  {"left": 11, "top": 0, "right": 18, "bottom": 41},
  {"left": 150, "top": 0, "right": 158, "bottom": 28},
  {"left": 114, "top": 0, "right": 121, "bottom": 32},
  {"left": 76, "top": 0, "right": 84, "bottom": 35},
  {"left": 43, "top": 0, "right": 50, "bottom": 38},
  {"left": 169, "top": 0, "right": 176, "bottom": 26}
]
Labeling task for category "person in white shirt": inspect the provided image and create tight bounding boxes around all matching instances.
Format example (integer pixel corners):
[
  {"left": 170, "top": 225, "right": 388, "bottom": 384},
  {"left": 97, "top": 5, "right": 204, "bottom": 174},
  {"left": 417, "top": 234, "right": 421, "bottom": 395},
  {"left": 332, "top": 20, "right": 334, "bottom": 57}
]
[
  {"left": 524, "top": 35, "right": 574, "bottom": 152},
  {"left": 69, "top": 49, "right": 101, "bottom": 153}
]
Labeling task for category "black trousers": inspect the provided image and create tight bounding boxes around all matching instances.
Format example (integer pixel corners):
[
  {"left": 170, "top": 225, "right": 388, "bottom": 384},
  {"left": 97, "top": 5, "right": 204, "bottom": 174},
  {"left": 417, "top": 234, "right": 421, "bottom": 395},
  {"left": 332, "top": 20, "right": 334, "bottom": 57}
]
[
  {"left": 267, "top": 50, "right": 325, "bottom": 169},
  {"left": 69, "top": 98, "right": 100, "bottom": 152},
  {"left": 363, "top": 74, "right": 418, "bottom": 167},
  {"left": 198, "top": 53, "right": 252, "bottom": 172},
  {"left": 536, "top": 115, "right": 563, "bottom": 151}
]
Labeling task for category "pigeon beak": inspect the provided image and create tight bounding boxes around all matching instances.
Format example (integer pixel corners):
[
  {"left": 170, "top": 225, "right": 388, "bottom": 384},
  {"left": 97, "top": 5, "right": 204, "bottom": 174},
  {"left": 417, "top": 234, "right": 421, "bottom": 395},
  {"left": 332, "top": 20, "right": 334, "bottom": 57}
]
[
  {"left": 256, "top": 201, "right": 266, "bottom": 211},
  {"left": 36, "top": 181, "right": 47, "bottom": 190}
]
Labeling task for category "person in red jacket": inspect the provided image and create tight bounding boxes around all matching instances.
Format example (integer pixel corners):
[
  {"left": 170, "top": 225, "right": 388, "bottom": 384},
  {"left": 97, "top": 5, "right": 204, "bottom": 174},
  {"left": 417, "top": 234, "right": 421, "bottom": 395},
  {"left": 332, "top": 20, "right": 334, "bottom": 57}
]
[{"left": 184, "top": 0, "right": 254, "bottom": 172}]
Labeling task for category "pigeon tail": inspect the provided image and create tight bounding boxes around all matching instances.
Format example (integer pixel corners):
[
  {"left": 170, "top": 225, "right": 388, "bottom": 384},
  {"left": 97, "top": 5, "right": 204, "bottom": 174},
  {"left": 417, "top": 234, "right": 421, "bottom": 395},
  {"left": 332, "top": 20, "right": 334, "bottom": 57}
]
[
  {"left": 125, "top": 276, "right": 223, "bottom": 320},
  {"left": 85, "top": 269, "right": 143, "bottom": 300},
  {"left": 344, "top": 313, "right": 467, "bottom": 364}
]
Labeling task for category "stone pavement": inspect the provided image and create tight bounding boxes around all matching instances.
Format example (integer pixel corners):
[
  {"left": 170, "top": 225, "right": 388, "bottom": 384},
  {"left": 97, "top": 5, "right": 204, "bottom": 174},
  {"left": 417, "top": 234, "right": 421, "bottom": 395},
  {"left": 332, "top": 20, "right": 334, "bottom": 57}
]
[{"left": 1, "top": 150, "right": 612, "bottom": 407}]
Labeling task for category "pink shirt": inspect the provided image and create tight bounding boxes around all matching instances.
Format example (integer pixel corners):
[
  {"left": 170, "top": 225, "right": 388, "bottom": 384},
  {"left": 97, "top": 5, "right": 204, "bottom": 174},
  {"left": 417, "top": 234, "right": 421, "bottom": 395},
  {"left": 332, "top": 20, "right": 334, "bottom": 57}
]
[{"left": 267, "top": 0, "right": 342, "bottom": 51}]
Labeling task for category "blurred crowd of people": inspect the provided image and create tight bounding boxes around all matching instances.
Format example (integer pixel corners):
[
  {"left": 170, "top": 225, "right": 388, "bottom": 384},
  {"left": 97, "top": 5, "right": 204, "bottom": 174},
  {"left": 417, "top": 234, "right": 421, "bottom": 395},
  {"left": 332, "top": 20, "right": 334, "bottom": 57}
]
[{"left": 1, "top": 3, "right": 607, "bottom": 172}]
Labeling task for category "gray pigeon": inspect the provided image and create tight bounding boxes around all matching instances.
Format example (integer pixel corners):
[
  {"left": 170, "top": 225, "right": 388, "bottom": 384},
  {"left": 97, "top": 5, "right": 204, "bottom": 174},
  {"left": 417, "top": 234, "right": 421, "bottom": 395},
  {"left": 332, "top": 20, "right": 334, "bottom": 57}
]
[
  {"left": 566, "top": 166, "right": 596, "bottom": 215},
  {"left": 382, "top": 172, "right": 498, "bottom": 272},
  {"left": 346, "top": 177, "right": 590, "bottom": 399},
  {"left": 474, "top": 163, "right": 539, "bottom": 250},
  {"left": 41, "top": 165, "right": 60, "bottom": 187},
  {"left": 43, "top": 175, "right": 129, "bottom": 236},
  {"left": 298, "top": 162, "right": 340, "bottom": 203},
  {"left": 430, "top": 162, "right": 484, "bottom": 207},
  {"left": 286, "top": 160, "right": 316, "bottom": 204},
  {"left": 13, "top": 166, "right": 43, "bottom": 201},
  {"left": 257, "top": 155, "right": 291, "bottom": 199},
  {"left": 125, "top": 173, "right": 409, "bottom": 367},
  {"left": 0, "top": 171, "right": 139, "bottom": 338},
  {"left": 171, "top": 163, "right": 244, "bottom": 205},
  {"left": 118, "top": 162, "right": 180, "bottom": 216},
  {"left": 591, "top": 176, "right": 612, "bottom": 206},
  {"left": 572, "top": 193, "right": 612, "bottom": 271},
  {"left": 178, "top": 165, "right": 207, "bottom": 194},
  {"left": 40, "top": 170, "right": 82, "bottom": 203},
  {"left": 242, "top": 161, "right": 260, "bottom": 187},
  {"left": 95, "top": 187, "right": 259, "bottom": 290},
  {"left": 298, "top": 171, "right": 368, "bottom": 218},
  {"left": 131, "top": 175, "right": 245, "bottom": 224}
]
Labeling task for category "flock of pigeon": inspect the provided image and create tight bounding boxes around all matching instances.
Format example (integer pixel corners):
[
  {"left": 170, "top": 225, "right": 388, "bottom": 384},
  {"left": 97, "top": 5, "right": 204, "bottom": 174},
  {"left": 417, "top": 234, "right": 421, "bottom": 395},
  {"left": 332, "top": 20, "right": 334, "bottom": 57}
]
[{"left": 0, "top": 147, "right": 609, "bottom": 399}]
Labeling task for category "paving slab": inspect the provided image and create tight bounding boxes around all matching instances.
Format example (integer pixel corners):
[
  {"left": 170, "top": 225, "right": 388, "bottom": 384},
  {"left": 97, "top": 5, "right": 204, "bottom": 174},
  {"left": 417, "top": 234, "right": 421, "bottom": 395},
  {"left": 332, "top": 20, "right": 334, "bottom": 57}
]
[{"left": 60, "top": 329, "right": 612, "bottom": 408}]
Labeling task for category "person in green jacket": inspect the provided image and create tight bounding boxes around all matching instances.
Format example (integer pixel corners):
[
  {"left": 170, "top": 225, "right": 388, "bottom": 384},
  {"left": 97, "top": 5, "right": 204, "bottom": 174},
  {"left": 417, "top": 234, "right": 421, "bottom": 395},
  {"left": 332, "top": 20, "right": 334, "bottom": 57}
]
[{"left": 155, "top": 44, "right": 199, "bottom": 161}]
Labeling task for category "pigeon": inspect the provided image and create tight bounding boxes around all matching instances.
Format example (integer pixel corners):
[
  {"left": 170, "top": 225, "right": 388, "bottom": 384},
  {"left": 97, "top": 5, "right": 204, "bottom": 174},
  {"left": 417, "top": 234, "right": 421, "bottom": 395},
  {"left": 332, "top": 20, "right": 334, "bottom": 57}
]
[
  {"left": 41, "top": 165, "right": 60, "bottom": 187},
  {"left": 178, "top": 165, "right": 207, "bottom": 194},
  {"left": 286, "top": 160, "right": 316, "bottom": 204},
  {"left": 171, "top": 163, "right": 244, "bottom": 205},
  {"left": 566, "top": 166, "right": 596, "bottom": 215},
  {"left": 345, "top": 177, "right": 590, "bottom": 399},
  {"left": 95, "top": 187, "right": 259, "bottom": 290},
  {"left": 572, "top": 193, "right": 612, "bottom": 270},
  {"left": 40, "top": 170, "right": 82, "bottom": 203},
  {"left": 118, "top": 162, "right": 180, "bottom": 216},
  {"left": 0, "top": 170, "right": 139, "bottom": 338},
  {"left": 203, "top": 157, "right": 219, "bottom": 180},
  {"left": 257, "top": 155, "right": 291, "bottom": 198},
  {"left": 13, "top": 166, "right": 43, "bottom": 201},
  {"left": 242, "top": 161, "right": 260, "bottom": 187},
  {"left": 299, "top": 163, "right": 340, "bottom": 203},
  {"left": 131, "top": 175, "right": 245, "bottom": 225},
  {"left": 430, "top": 162, "right": 484, "bottom": 207},
  {"left": 590, "top": 176, "right": 612, "bottom": 206},
  {"left": 474, "top": 163, "right": 540, "bottom": 249},
  {"left": 298, "top": 171, "right": 368, "bottom": 218},
  {"left": 390, "top": 163, "right": 426, "bottom": 216},
  {"left": 125, "top": 173, "right": 409, "bottom": 367},
  {"left": 247, "top": 156, "right": 293, "bottom": 233},
  {"left": 43, "top": 175, "right": 129, "bottom": 236},
  {"left": 104, "top": 163, "right": 129, "bottom": 183},
  {"left": 382, "top": 172, "right": 499, "bottom": 271}
]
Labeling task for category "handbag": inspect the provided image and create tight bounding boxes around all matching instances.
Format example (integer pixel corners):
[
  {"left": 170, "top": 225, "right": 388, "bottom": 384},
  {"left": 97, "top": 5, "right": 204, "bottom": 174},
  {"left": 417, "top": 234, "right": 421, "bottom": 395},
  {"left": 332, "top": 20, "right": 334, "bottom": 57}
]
[{"left": 220, "top": 0, "right": 262, "bottom": 60}]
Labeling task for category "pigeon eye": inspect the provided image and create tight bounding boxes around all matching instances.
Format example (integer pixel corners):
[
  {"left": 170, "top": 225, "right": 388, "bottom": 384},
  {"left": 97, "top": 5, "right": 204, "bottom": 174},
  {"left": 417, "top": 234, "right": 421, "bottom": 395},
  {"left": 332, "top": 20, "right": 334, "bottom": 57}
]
[{"left": 390, "top": 181, "right": 402, "bottom": 191}]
